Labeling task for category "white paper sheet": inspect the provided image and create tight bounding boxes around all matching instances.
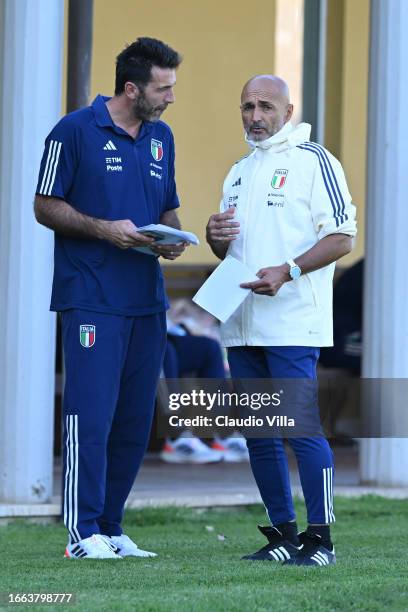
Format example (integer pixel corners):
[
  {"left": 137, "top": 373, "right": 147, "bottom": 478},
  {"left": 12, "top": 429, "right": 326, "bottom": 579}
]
[{"left": 192, "top": 255, "right": 258, "bottom": 322}]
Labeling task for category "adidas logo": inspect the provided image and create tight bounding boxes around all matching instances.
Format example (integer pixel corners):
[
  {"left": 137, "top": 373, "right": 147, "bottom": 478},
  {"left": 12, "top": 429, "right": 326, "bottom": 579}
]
[
  {"left": 103, "top": 140, "right": 117, "bottom": 150},
  {"left": 268, "top": 546, "right": 291, "bottom": 561},
  {"left": 232, "top": 177, "right": 241, "bottom": 187},
  {"left": 311, "top": 551, "right": 330, "bottom": 566}
]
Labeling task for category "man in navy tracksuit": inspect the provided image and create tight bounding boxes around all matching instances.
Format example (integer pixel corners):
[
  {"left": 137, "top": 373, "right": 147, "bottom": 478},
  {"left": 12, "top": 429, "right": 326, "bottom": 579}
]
[
  {"left": 206, "top": 75, "right": 357, "bottom": 566},
  {"left": 35, "top": 38, "right": 186, "bottom": 559}
]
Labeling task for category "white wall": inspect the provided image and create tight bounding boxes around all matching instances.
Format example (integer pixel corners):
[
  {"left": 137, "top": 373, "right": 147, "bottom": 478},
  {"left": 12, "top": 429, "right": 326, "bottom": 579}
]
[{"left": 0, "top": 0, "right": 64, "bottom": 503}]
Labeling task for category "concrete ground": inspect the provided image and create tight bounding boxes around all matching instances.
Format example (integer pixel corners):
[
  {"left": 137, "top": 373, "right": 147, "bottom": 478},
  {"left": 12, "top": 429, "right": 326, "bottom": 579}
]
[
  {"left": 2, "top": 444, "right": 408, "bottom": 521},
  {"left": 126, "top": 444, "right": 361, "bottom": 508}
]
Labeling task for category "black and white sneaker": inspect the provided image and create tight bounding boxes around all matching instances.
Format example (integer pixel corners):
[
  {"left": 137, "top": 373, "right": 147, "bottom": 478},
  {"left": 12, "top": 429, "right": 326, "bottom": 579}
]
[
  {"left": 283, "top": 531, "right": 336, "bottom": 567},
  {"left": 242, "top": 525, "right": 302, "bottom": 562},
  {"left": 64, "top": 534, "right": 121, "bottom": 559}
]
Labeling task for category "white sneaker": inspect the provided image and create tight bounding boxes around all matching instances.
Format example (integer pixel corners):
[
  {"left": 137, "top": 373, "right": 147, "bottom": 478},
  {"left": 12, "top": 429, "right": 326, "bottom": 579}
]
[
  {"left": 64, "top": 534, "right": 122, "bottom": 559},
  {"left": 160, "top": 435, "right": 223, "bottom": 464},
  {"left": 212, "top": 434, "right": 249, "bottom": 462},
  {"left": 107, "top": 534, "right": 157, "bottom": 558}
]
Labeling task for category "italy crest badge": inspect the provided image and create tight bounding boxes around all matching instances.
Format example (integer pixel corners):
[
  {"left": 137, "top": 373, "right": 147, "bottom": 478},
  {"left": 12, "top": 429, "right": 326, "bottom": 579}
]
[
  {"left": 79, "top": 325, "right": 95, "bottom": 348},
  {"left": 271, "top": 169, "right": 288, "bottom": 189},
  {"left": 151, "top": 139, "right": 163, "bottom": 162}
]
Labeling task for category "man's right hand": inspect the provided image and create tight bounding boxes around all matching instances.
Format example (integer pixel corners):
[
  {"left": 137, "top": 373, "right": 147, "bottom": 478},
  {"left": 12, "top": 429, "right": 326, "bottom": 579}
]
[
  {"left": 206, "top": 207, "right": 240, "bottom": 244},
  {"left": 206, "top": 207, "right": 240, "bottom": 260},
  {"left": 101, "top": 219, "right": 156, "bottom": 249}
]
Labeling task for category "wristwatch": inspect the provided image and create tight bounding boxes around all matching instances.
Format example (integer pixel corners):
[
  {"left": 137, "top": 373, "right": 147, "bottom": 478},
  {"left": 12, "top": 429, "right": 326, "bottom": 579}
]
[{"left": 287, "top": 259, "right": 302, "bottom": 280}]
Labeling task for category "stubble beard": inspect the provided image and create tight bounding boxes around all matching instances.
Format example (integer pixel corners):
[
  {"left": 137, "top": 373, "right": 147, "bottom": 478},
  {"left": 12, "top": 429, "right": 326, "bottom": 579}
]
[
  {"left": 248, "top": 119, "right": 285, "bottom": 142},
  {"left": 133, "top": 90, "right": 166, "bottom": 123}
]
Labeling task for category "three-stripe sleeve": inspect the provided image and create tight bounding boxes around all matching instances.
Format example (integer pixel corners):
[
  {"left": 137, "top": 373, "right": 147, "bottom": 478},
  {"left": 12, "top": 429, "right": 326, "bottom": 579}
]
[
  {"left": 38, "top": 140, "right": 62, "bottom": 195},
  {"left": 297, "top": 143, "right": 357, "bottom": 240},
  {"left": 36, "top": 119, "right": 77, "bottom": 199}
]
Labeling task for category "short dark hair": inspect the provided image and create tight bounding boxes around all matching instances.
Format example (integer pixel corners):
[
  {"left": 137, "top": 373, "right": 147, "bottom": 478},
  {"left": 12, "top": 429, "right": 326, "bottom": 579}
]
[{"left": 115, "top": 37, "right": 182, "bottom": 95}]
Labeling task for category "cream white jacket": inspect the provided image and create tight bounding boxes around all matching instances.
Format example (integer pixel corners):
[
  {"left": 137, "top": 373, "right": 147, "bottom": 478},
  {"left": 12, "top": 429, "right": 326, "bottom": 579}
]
[{"left": 219, "top": 122, "right": 357, "bottom": 348}]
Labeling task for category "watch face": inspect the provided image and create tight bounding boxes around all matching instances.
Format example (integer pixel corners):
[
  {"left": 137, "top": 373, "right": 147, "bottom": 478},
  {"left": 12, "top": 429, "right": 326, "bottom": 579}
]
[{"left": 290, "top": 266, "right": 301, "bottom": 280}]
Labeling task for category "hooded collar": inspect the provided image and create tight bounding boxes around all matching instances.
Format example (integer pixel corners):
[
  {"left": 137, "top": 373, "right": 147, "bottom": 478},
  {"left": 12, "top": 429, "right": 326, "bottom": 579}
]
[{"left": 245, "top": 121, "right": 312, "bottom": 153}]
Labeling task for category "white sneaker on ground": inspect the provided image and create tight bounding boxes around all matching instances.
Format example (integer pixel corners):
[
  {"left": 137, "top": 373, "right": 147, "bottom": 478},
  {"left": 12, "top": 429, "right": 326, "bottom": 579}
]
[
  {"left": 212, "top": 434, "right": 249, "bottom": 462},
  {"left": 64, "top": 534, "right": 122, "bottom": 559},
  {"left": 107, "top": 534, "right": 157, "bottom": 558},
  {"left": 160, "top": 435, "right": 223, "bottom": 464}
]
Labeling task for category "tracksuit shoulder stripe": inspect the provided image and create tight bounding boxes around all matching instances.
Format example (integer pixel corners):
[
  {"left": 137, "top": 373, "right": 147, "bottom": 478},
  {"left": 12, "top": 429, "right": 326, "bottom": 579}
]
[
  {"left": 297, "top": 142, "right": 341, "bottom": 225},
  {"left": 305, "top": 142, "right": 348, "bottom": 223},
  {"left": 39, "top": 140, "right": 57, "bottom": 194},
  {"left": 39, "top": 140, "right": 62, "bottom": 196},
  {"left": 46, "top": 141, "right": 62, "bottom": 195},
  {"left": 297, "top": 142, "right": 348, "bottom": 227},
  {"left": 299, "top": 142, "right": 342, "bottom": 216},
  {"left": 307, "top": 141, "right": 349, "bottom": 224}
]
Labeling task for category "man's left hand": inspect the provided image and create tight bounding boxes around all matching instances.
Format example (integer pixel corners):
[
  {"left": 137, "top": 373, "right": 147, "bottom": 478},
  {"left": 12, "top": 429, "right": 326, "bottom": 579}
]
[
  {"left": 241, "top": 265, "right": 290, "bottom": 296},
  {"left": 151, "top": 241, "right": 189, "bottom": 260}
]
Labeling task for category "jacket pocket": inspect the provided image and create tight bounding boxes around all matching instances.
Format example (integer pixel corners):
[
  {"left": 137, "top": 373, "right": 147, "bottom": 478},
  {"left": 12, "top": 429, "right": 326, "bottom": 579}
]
[
  {"left": 304, "top": 273, "right": 320, "bottom": 308},
  {"left": 276, "top": 274, "right": 319, "bottom": 309}
]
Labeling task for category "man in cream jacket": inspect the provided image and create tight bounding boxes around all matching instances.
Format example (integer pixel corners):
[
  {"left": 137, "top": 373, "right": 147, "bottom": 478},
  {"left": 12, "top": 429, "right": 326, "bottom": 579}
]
[{"left": 206, "top": 75, "right": 356, "bottom": 566}]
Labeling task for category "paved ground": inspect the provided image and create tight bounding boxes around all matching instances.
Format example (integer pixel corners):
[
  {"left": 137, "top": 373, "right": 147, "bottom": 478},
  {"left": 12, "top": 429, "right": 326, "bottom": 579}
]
[
  {"left": 126, "top": 444, "right": 360, "bottom": 507},
  {"left": 2, "top": 445, "right": 408, "bottom": 521}
]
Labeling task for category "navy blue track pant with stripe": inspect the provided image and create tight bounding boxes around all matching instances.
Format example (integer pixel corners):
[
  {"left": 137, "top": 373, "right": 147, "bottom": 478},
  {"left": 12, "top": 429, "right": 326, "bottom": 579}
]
[
  {"left": 61, "top": 309, "right": 166, "bottom": 543},
  {"left": 228, "top": 346, "right": 335, "bottom": 525}
]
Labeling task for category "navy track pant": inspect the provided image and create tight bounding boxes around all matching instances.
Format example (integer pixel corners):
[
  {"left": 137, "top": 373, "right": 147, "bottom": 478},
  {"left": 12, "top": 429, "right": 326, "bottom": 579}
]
[
  {"left": 163, "top": 334, "right": 225, "bottom": 378},
  {"left": 61, "top": 309, "right": 166, "bottom": 543},
  {"left": 228, "top": 346, "right": 335, "bottom": 525}
]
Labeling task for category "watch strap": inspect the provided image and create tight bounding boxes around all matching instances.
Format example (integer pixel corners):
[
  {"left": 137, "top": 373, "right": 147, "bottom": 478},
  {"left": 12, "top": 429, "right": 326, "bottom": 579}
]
[{"left": 286, "top": 259, "right": 301, "bottom": 279}]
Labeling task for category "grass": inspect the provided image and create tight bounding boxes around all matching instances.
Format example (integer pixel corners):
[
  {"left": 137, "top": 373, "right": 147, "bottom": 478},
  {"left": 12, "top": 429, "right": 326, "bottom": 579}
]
[{"left": 0, "top": 497, "right": 407, "bottom": 611}]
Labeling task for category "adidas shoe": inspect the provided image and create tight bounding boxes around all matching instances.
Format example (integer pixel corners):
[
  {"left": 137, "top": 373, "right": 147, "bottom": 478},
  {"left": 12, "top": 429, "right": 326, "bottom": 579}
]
[
  {"left": 64, "top": 534, "right": 122, "bottom": 559},
  {"left": 212, "top": 434, "right": 249, "bottom": 463},
  {"left": 242, "top": 525, "right": 302, "bottom": 562},
  {"left": 106, "top": 534, "right": 157, "bottom": 558},
  {"left": 283, "top": 531, "right": 336, "bottom": 567},
  {"left": 160, "top": 435, "right": 223, "bottom": 464}
]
